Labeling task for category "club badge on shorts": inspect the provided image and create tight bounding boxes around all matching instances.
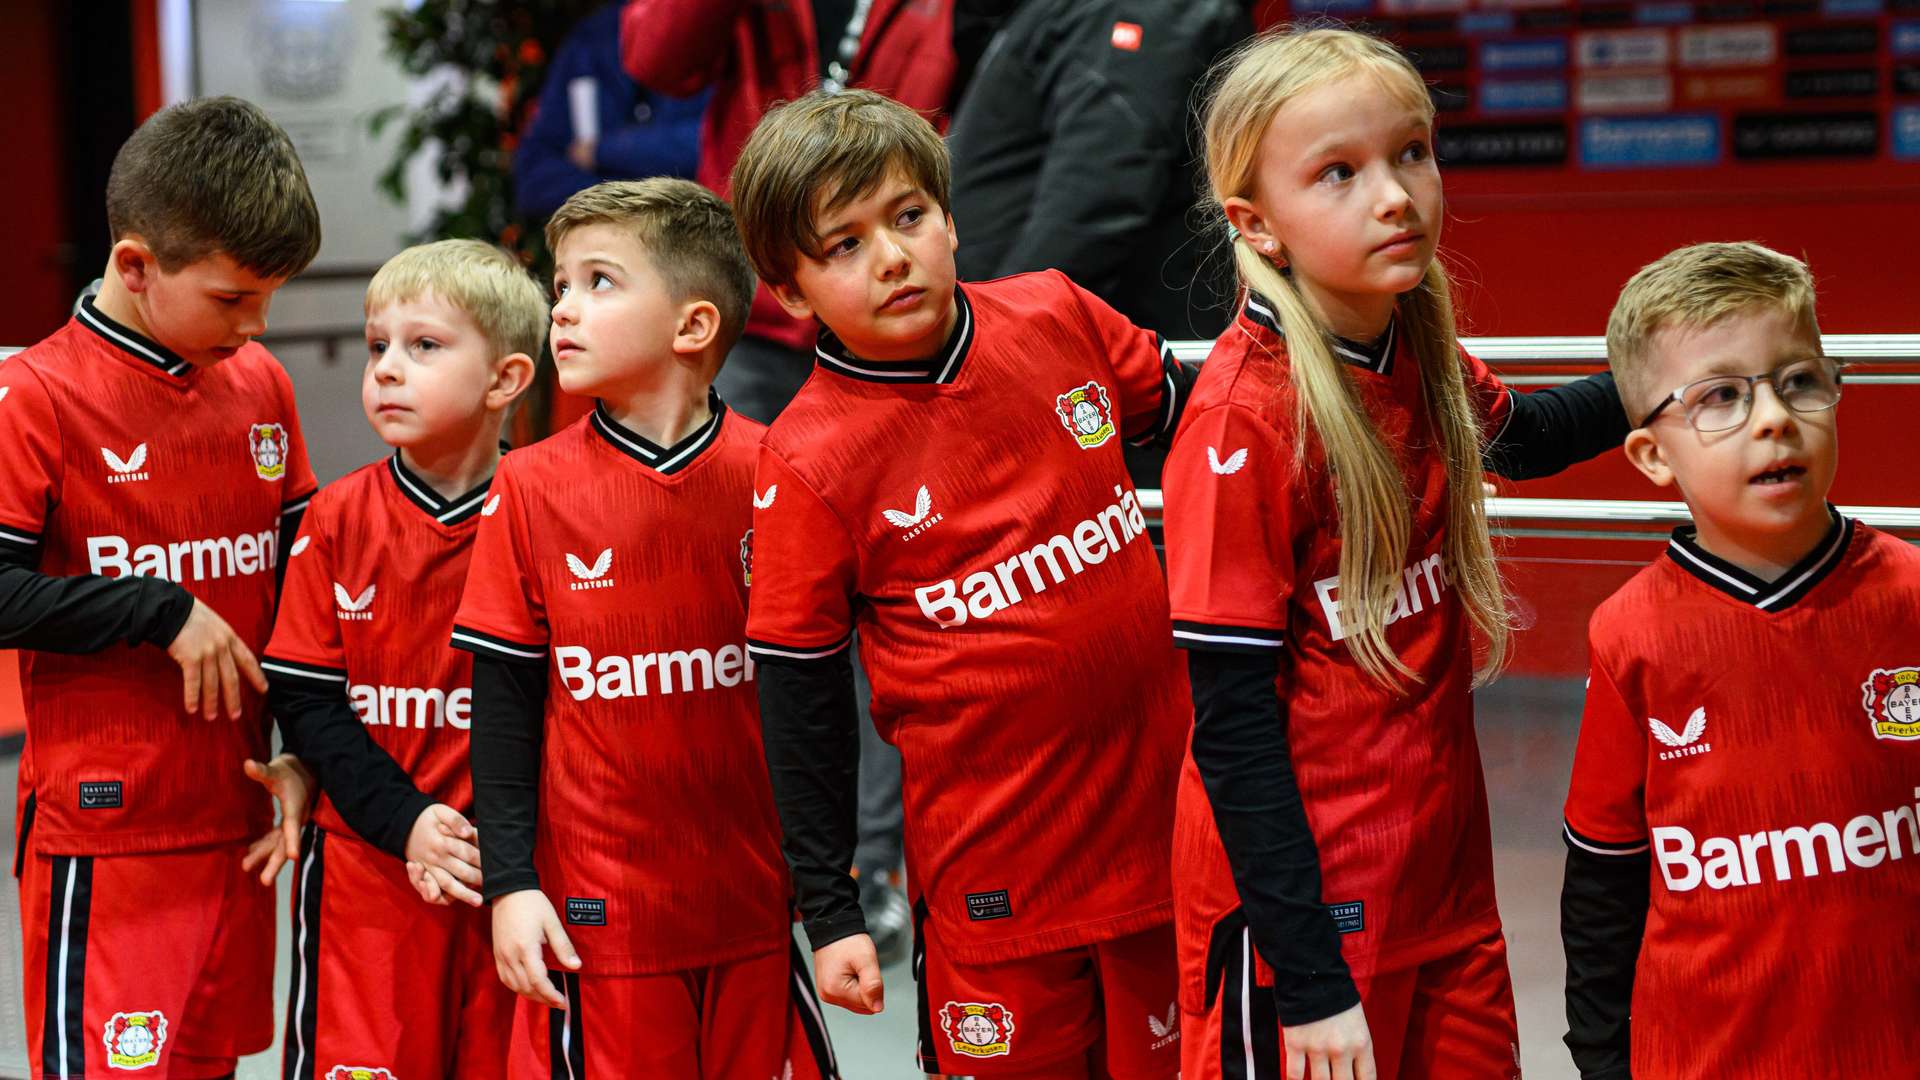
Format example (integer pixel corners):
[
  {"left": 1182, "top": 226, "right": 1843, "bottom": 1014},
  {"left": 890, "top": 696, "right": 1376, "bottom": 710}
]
[
  {"left": 942, "top": 1001, "right": 1015, "bottom": 1059},
  {"left": 1055, "top": 381, "right": 1116, "bottom": 450},
  {"left": 740, "top": 527, "right": 754, "bottom": 587},
  {"left": 102, "top": 1011, "right": 167, "bottom": 1070},
  {"left": 326, "top": 1068, "right": 396, "bottom": 1080},
  {"left": 1863, "top": 666, "right": 1920, "bottom": 740},
  {"left": 249, "top": 422, "right": 289, "bottom": 481}
]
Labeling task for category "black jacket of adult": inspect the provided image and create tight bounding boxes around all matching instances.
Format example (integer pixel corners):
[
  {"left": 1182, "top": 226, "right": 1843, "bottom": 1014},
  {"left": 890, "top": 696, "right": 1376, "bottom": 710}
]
[{"left": 948, "top": 0, "right": 1252, "bottom": 341}]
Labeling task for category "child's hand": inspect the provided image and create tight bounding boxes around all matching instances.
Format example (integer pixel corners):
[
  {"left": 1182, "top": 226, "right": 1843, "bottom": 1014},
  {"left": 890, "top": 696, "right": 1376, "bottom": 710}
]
[
  {"left": 240, "top": 753, "right": 313, "bottom": 885},
  {"left": 1282, "top": 1001, "right": 1376, "bottom": 1080},
  {"left": 813, "top": 933, "right": 885, "bottom": 1015},
  {"left": 167, "top": 598, "right": 268, "bottom": 720},
  {"left": 403, "top": 804, "right": 483, "bottom": 908},
  {"left": 492, "top": 889, "right": 580, "bottom": 1008}
]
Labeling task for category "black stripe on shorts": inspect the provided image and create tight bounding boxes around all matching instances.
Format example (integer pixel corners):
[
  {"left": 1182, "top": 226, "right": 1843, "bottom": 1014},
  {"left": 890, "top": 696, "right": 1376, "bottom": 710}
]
[
  {"left": 42, "top": 854, "right": 92, "bottom": 1080},
  {"left": 283, "top": 824, "right": 324, "bottom": 1079},
  {"left": 549, "top": 971, "right": 586, "bottom": 1078},
  {"left": 911, "top": 897, "right": 937, "bottom": 1075},
  {"left": 1219, "top": 927, "right": 1283, "bottom": 1080},
  {"left": 787, "top": 936, "right": 841, "bottom": 1078}
]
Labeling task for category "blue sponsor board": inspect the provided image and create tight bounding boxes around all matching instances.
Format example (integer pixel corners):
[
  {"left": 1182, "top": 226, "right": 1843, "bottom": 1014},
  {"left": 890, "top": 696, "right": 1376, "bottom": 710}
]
[
  {"left": 1894, "top": 106, "right": 1920, "bottom": 160},
  {"left": 1635, "top": 2, "right": 1693, "bottom": 25},
  {"left": 1459, "top": 12, "right": 1516, "bottom": 35},
  {"left": 1481, "top": 78, "right": 1569, "bottom": 113},
  {"left": 1295, "top": 0, "right": 1374, "bottom": 14},
  {"left": 1894, "top": 21, "right": 1920, "bottom": 57},
  {"left": 1821, "top": 0, "right": 1882, "bottom": 14},
  {"left": 1580, "top": 114, "right": 1721, "bottom": 168},
  {"left": 1481, "top": 37, "right": 1569, "bottom": 72}
]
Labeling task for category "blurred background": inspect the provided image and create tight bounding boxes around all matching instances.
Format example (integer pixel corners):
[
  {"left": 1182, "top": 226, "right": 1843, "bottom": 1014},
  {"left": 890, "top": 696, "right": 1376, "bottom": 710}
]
[{"left": 0, "top": 1, "right": 1914, "bottom": 1076}]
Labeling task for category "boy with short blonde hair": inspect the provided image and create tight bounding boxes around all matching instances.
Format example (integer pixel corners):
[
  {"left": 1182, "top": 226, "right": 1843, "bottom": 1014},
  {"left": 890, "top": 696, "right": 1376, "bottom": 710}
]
[
  {"left": 0, "top": 95, "right": 320, "bottom": 1079},
  {"left": 735, "top": 89, "right": 1193, "bottom": 1077},
  {"left": 453, "top": 178, "right": 836, "bottom": 1078},
  {"left": 262, "top": 238, "right": 543, "bottom": 1079},
  {"left": 1561, "top": 241, "right": 1920, "bottom": 1079}
]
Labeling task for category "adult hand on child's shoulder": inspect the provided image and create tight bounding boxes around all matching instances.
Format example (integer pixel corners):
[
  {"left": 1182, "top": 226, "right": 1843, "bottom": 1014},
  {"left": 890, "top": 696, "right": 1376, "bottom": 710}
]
[
  {"left": 1282, "top": 1001, "right": 1376, "bottom": 1080},
  {"left": 167, "top": 597, "right": 268, "bottom": 720},
  {"left": 405, "top": 803, "right": 483, "bottom": 908},
  {"left": 492, "top": 889, "right": 580, "bottom": 1009},
  {"left": 814, "top": 933, "right": 885, "bottom": 1015}
]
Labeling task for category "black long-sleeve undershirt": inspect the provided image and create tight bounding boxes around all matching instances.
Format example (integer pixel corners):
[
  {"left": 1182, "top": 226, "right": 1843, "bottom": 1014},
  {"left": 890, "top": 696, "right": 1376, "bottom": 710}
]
[
  {"left": 756, "top": 649, "right": 866, "bottom": 952},
  {"left": 1187, "top": 375, "right": 1627, "bottom": 1025},
  {"left": 1188, "top": 649, "right": 1360, "bottom": 1025},
  {"left": 468, "top": 655, "right": 547, "bottom": 900},
  {"left": 1485, "top": 372, "right": 1631, "bottom": 481},
  {"left": 267, "top": 674, "right": 436, "bottom": 858},
  {"left": 1561, "top": 843, "right": 1650, "bottom": 1080}
]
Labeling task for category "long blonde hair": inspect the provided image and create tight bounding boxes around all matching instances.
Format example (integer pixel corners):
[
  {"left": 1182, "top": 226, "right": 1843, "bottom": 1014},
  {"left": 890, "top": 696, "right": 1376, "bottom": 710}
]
[{"left": 1201, "top": 26, "right": 1510, "bottom": 688}]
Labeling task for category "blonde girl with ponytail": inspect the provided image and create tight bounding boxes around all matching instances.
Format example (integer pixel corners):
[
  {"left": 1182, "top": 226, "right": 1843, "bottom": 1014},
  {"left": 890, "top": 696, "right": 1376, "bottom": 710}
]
[{"left": 1160, "top": 25, "right": 1629, "bottom": 1080}]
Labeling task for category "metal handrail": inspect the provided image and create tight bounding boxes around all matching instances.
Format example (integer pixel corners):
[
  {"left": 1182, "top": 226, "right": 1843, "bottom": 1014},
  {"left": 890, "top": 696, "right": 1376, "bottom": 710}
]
[{"left": 1134, "top": 490, "right": 1920, "bottom": 532}]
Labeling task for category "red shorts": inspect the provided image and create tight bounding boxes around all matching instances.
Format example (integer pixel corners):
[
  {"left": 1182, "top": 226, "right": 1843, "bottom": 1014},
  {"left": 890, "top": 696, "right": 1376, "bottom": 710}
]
[
  {"left": 913, "top": 905, "right": 1180, "bottom": 1079},
  {"left": 507, "top": 938, "right": 838, "bottom": 1079},
  {"left": 281, "top": 825, "right": 516, "bottom": 1079},
  {"left": 18, "top": 842, "right": 274, "bottom": 1080},
  {"left": 1181, "top": 924, "right": 1520, "bottom": 1080}
]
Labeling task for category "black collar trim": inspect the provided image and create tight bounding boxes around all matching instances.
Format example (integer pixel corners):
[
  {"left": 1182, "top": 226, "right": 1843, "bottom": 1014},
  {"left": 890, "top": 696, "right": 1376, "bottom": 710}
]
[
  {"left": 814, "top": 286, "right": 975, "bottom": 385},
  {"left": 1241, "top": 292, "right": 1395, "bottom": 375},
  {"left": 1665, "top": 508, "right": 1852, "bottom": 612},
  {"left": 388, "top": 448, "right": 503, "bottom": 526},
  {"left": 76, "top": 298, "right": 191, "bottom": 377},
  {"left": 590, "top": 390, "right": 726, "bottom": 474}
]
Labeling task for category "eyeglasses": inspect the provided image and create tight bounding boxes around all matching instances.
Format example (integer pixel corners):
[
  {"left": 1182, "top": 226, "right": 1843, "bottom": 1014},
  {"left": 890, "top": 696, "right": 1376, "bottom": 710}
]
[{"left": 1638, "top": 357, "right": 1843, "bottom": 432}]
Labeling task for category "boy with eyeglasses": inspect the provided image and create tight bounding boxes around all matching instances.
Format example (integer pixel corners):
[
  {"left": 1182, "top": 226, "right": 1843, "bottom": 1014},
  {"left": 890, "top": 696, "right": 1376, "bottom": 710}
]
[{"left": 1559, "top": 241, "right": 1920, "bottom": 1079}]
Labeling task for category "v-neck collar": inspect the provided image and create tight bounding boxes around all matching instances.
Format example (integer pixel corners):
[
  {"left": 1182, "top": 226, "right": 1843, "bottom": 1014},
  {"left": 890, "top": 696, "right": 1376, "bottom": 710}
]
[
  {"left": 75, "top": 297, "right": 192, "bottom": 378},
  {"left": 813, "top": 285, "right": 976, "bottom": 385},
  {"left": 1664, "top": 507, "right": 1852, "bottom": 613},
  {"left": 387, "top": 449, "right": 502, "bottom": 527},
  {"left": 589, "top": 389, "right": 727, "bottom": 475},
  {"left": 1241, "top": 291, "right": 1397, "bottom": 376}
]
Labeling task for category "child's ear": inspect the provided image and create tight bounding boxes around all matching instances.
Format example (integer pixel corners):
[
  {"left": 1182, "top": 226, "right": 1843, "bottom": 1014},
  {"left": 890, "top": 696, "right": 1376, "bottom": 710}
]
[
  {"left": 488, "top": 352, "right": 537, "bottom": 410},
  {"left": 764, "top": 278, "right": 814, "bottom": 321},
  {"left": 1222, "top": 198, "right": 1281, "bottom": 263},
  {"left": 1623, "top": 427, "right": 1676, "bottom": 488},
  {"left": 110, "top": 237, "right": 157, "bottom": 294},
  {"left": 672, "top": 299, "right": 722, "bottom": 356}
]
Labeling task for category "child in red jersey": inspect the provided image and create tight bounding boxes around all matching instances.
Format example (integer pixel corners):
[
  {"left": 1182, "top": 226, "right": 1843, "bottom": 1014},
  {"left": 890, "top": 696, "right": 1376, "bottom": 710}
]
[
  {"left": 451, "top": 179, "right": 837, "bottom": 1080},
  {"left": 730, "top": 90, "right": 1195, "bottom": 1079},
  {"left": 1162, "top": 28, "right": 1628, "bottom": 1080},
  {"left": 1560, "top": 242, "right": 1920, "bottom": 1079},
  {"left": 259, "top": 240, "right": 542, "bottom": 1079},
  {"left": 0, "top": 97, "right": 321, "bottom": 1079}
]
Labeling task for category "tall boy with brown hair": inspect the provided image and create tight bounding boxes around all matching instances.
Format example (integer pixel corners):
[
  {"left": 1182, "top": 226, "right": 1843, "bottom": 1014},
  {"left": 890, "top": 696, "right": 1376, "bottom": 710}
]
[
  {"left": 734, "top": 90, "right": 1193, "bottom": 1078},
  {"left": 453, "top": 178, "right": 837, "bottom": 1079},
  {"left": 0, "top": 96, "right": 321, "bottom": 1078}
]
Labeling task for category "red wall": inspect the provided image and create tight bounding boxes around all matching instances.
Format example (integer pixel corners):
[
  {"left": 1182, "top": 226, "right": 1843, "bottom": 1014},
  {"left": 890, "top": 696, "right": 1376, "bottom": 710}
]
[{"left": 0, "top": 3, "right": 71, "bottom": 347}]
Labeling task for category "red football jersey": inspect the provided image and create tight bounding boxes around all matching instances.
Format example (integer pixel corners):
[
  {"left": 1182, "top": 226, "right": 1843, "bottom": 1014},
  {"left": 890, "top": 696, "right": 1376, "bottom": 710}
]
[
  {"left": 1161, "top": 296, "right": 1515, "bottom": 1011},
  {"left": 262, "top": 454, "right": 495, "bottom": 838},
  {"left": 0, "top": 301, "right": 316, "bottom": 856},
  {"left": 451, "top": 400, "right": 790, "bottom": 976},
  {"left": 1564, "top": 516, "right": 1920, "bottom": 1077},
  {"left": 746, "top": 273, "right": 1191, "bottom": 964}
]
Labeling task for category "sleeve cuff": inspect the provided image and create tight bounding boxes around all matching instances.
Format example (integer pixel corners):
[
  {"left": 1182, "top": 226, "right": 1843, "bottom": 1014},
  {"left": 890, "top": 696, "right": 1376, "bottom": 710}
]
[
  {"left": 747, "top": 631, "right": 854, "bottom": 664},
  {"left": 482, "top": 871, "right": 542, "bottom": 903},
  {"left": 1564, "top": 821, "right": 1651, "bottom": 857},
  {"left": 143, "top": 580, "right": 197, "bottom": 648},
  {"left": 1173, "top": 620, "right": 1285, "bottom": 653},
  {"left": 801, "top": 907, "right": 871, "bottom": 953},
  {"left": 451, "top": 625, "right": 548, "bottom": 665},
  {"left": 1272, "top": 974, "right": 1362, "bottom": 1028}
]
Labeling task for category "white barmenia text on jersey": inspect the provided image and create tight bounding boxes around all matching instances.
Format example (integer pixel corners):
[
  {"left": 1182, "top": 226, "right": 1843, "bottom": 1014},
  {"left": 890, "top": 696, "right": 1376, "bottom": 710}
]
[
  {"left": 1313, "top": 551, "right": 1449, "bottom": 642},
  {"left": 554, "top": 643, "right": 756, "bottom": 702},
  {"left": 1653, "top": 788, "right": 1920, "bottom": 893},
  {"left": 350, "top": 684, "right": 472, "bottom": 730},
  {"left": 914, "top": 486, "right": 1148, "bottom": 628},
  {"left": 86, "top": 530, "right": 279, "bottom": 582}
]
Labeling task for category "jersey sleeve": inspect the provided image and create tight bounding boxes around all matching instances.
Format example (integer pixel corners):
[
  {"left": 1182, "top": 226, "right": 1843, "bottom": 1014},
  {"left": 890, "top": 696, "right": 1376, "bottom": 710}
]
[
  {"left": 258, "top": 504, "right": 344, "bottom": 683},
  {"left": 273, "top": 363, "right": 319, "bottom": 515},
  {"left": 744, "top": 448, "right": 859, "bottom": 662},
  {"left": 1562, "top": 642, "right": 1651, "bottom": 856},
  {"left": 1461, "top": 346, "right": 1516, "bottom": 448},
  {"left": 451, "top": 461, "right": 549, "bottom": 665},
  {"left": 1163, "top": 401, "right": 1300, "bottom": 653},
  {"left": 1061, "top": 272, "right": 1187, "bottom": 445},
  {"left": 0, "top": 361, "right": 62, "bottom": 561}
]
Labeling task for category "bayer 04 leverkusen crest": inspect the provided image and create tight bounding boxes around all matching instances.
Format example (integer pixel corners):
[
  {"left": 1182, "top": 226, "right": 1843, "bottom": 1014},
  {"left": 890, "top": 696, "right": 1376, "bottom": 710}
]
[
  {"left": 249, "top": 422, "right": 290, "bottom": 481},
  {"left": 1863, "top": 666, "right": 1920, "bottom": 740},
  {"left": 1054, "top": 381, "right": 1116, "bottom": 450},
  {"left": 941, "top": 1000, "right": 1016, "bottom": 1059}
]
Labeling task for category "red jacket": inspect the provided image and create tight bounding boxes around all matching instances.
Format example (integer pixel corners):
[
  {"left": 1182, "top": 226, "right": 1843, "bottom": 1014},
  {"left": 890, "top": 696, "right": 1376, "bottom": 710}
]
[{"left": 622, "top": 0, "right": 957, "bottom": 350}]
